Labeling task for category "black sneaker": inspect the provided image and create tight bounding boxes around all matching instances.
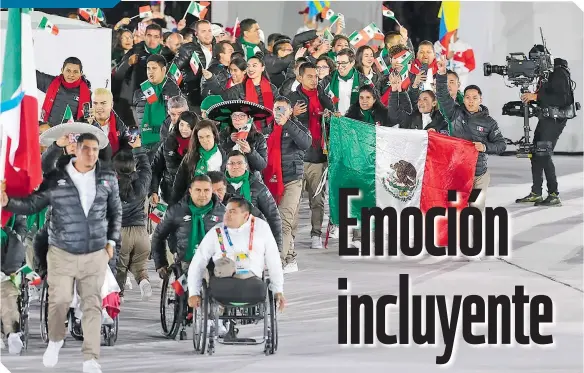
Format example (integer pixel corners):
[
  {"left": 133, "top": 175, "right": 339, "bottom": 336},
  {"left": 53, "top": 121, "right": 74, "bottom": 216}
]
[
  {"left": 535, "top": 192, "right": 562, "bottom": 207},
  {"left": 516, "top": 192, "right": 543, "bottom": 203}
]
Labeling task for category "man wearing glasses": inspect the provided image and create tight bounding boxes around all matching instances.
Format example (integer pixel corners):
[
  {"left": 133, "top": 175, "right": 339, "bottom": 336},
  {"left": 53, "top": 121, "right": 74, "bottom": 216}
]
[{"left": 2, "top": 133, "right": 122, "bottom": 373}]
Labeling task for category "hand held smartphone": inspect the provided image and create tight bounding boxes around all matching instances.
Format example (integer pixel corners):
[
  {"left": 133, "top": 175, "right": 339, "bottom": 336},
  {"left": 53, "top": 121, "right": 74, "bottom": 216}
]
[
  {"left": 128, "top": 126, "right": 140, "bottom": 143},
  {"left": 83, "top": 102, "right": 91, "bottom": 119}
]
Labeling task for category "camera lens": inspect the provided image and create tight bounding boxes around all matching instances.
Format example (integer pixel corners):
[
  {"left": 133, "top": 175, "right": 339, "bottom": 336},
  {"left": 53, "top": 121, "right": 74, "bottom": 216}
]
[{"left": 483, "top": 63, "right": 492, "bottom": 76}]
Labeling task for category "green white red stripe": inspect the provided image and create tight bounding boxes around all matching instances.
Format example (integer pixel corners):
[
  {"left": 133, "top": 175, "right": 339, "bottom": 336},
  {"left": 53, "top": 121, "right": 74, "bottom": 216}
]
[
  {"left": 0, "top": 8, "right": 42, "bottom": 227},
  {"left": 186, "top": 1, "right": 209, "bottom": 19},
  {"left": 62, "top": 105, "right": 74, "bottom": 123},
  {"left": 328, "top": 116, "right": 478, "bottom": 246},
  {"left": 139, "top": 6, "right": 153, "bottom": 19},
  {"left": 141, "top": 81, "right": 158, "bottom": 104},
  {"left": 190, "top": 52, "right": 201, "bottom": 75},
  {"left": 168, "top": 63, "right": 183, "bottom": 85},
  {"left": 38, "top": 16, "right": 59, "bottom": 35}
]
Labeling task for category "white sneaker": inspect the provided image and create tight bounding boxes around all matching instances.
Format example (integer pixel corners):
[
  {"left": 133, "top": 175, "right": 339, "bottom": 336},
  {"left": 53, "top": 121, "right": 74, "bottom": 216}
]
[
  {"left": 7, "top": 333, "right": 23, "bottom": 355},
  {"left": 311, "top": 236, "right": 323, "bottom": 249},
  {"left": 125, "top": 276, "right": 133, "bottom": 290},
  {"left": 328, "top": 225, "right": 339, "bottom": 239},
  {"left": 43, "top": 340, "right": 64, "bottom": 367},
  {"left": 207, "top": 321, "right": 228, "bottom": 337},
  {"left": 83, "top": 359, "right": 102, "bottom": 373},
  {"left": 139, "top": 279, "right": 153, "bottom": 300},
  {"left": 283, "top": 261, "right": 298, "bottom": 274},
  {"left": 102, "top": 309, "right": 114, "bottom": 325}
]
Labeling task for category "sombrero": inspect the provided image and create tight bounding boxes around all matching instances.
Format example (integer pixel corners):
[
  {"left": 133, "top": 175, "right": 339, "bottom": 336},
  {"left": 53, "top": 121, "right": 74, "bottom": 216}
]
[
  {"left": 40, "top": 122, "right": 110, "bottom": 149},
  {"left": 206, "top": 100, "right": 272, "bottom": 123}
]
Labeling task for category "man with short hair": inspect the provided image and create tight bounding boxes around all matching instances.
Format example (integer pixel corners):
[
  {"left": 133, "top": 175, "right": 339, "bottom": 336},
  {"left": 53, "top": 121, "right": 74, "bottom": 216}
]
[
  {"left": 207, "top": 170, "right": 231, "bottom": 204},
  {"left": 279, "top": 57, "right": 309, "bottom": 97},
  {"left": 87, "top": 88, "right": 131, "bottom": 160},
  {"left": 160, "top": 95, "right": 190, "bottom": 143},
  {"left": 321, "top": 48, "right": 374, "bottom": 115},
  {"left": 2, "top": 133, "right": 122, "bottom": 373},
  {"left": 287, "top": 62, "right": 334, "bottom": 249},
  {"left": 151, "top": 175, "right": 226, "bottom": 279},
  {"left": 266, "top": 38, "right": 295, "bottom": 88},
  {"left": 187, "top": 197, "right": 285, "bottom": 311},
  {"left": 234, "top": 18, "right": 267, "bottom": 61},
  {"left": 200, "top": 40, "right": 235, "bottom": 99},
  {"left": 262, "top": 98, "right": 311, "bottom": 273},
  {"left": 132, "top": 54, "right": 181, "bottom": 161},
  {"left": 436, "top": 55, "right": 506, "bottom": 212},
  {"left": 113, "top": 23, "right": 165, "bottom": 127},
  {"left": 164, "top": 32, "right": 183, "bottom": 58},
  {"left": 172, "top": 20, "right": 216, "bottom": 109},
  {"left": 225, "top": 151, "right": 282, "bottom": 250}
]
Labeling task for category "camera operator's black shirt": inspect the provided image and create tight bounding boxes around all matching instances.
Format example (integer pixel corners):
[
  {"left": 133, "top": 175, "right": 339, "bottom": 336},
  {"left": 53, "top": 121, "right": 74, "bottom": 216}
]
[{"left": 537, "top": 67, "right": 572, "bottom": 108}]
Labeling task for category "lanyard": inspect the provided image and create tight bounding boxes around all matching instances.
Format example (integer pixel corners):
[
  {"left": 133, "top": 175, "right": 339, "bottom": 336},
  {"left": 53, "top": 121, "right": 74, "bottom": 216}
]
[{"left": 215, "top": 216, "right": 255, "bottom": 257}]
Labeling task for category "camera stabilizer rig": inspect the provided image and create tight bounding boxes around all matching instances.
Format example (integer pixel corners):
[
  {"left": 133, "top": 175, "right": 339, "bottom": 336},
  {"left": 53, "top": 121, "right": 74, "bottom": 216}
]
[{"left": 483, "top": 28, "right": 554, "bottom": 158}]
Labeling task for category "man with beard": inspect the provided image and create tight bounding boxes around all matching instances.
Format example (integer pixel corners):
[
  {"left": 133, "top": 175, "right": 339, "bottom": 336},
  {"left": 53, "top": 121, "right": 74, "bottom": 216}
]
[{"left": 172, "top": 20, "right": 216, "bottom": 111}]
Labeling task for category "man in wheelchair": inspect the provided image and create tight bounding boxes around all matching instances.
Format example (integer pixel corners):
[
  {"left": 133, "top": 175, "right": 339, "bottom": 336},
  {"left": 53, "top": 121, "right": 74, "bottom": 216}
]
[
  {"left": 1, "top": 215, "right": 27, "bottom": 355},
  {"left": 186, "top": 197, "right": 286, "bottom": 319}
]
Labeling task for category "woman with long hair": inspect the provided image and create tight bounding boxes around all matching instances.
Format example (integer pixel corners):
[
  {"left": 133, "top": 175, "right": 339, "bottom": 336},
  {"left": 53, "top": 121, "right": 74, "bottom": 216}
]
[
  {"left": 346, "top": 85, "right": 393, "bottom": 127},
  {"left": 400, "top": 90, "right": 448, "bottom": 132},
  {"left": 112, "top": 138, "right": 153, "bottom": 302},
  {"left": 355, "top": 45, "right": 383, "bottom": 88},
  {"left": 203, "top": 57, "right": 248, "bottom": 96},
  {"left": 112, "top": 28, "right": 134, "bottom": 68},
  {"left": 37, "top": 57, "right": 92, "bottom": 127},
  {"left": 219, "top": 110, "right": 268, "bottom": 175},
  {"left": 316, "top": 55, "right": 335, "bottom": 81},
  {"left": 150, "top": 111, "right": 199, "bottom": 206},
  {"left": 169, "top": 120, "right": 227, "bottom": 205},
  {"left": 209, "top": 54, "right": 278, "bottom": 136}
]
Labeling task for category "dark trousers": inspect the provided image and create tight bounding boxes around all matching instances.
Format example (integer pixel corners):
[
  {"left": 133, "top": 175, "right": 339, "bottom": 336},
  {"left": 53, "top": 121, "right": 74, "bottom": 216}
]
[
  {"left": 530, "top": 117, "right": 567, "bottom": 195},
  {"left": 208, "top": 276, "right": 266, "bottom": 305}
]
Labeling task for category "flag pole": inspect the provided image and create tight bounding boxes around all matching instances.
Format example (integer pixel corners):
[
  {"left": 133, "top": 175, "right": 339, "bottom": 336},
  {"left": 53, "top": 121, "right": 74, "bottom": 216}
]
[{"left": 0, "top": 114, "right": 8, "bottom": 227}]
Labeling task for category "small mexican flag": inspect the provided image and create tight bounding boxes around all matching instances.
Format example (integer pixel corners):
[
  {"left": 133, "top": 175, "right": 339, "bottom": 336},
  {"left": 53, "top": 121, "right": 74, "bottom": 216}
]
[
  {"left": 374, "top": 55, "right": 390, "bottom": 75},
  {"left": 140, "top": 80, "right": 158, "bottom": 104},
  {"left": 148, "top": 203, "right": 167, "bottom": 223},
  {"left": 96, "top": 8, "right": 105, "bottom": 22},
  {"left": 139, "top": 6, "right": 153, "bottom": 19},
  {"left": 393, "top": 49, "right": 414, "bottom": 83},
  {"left": 382, "top": 6, "right": 396, "bottom": 20},
  {"left": 62, "top": 105, "right": 74, "bottom": 123},
  {"left": 172, "top": 274, "right": 187, "bottom": 296},
  {"left": 328, "top": 116, "right": 479, "bottom": 247},
  {"left": 17, "top": 264, "right": 41, "bottom": 286},
  {"left": 78, "top": 8, "right": 93, "bottom": 21},
  {"left": 321, "top": 7, "right": 340, "bottom": 26},
  {"left": 190, "top": 52, "right": 202, "bottom": 75},
  {"left": 348, "top": 30, "right": 367, "bottom": 48},
  {"left": 38, "top": 16, "right": 59, "bottom": 35},
  {"left": 362, "top": 22, "right": 384, "bottom": 41},
  {"left": 323, "top": 28, "right": 334, "bottom": 43},
  {"left": 16, "top": 264, "right": 33, "bottom": 275},
  {"left": 168, "top": 63, "right": 183, "bottom": 85},
  {"left": 186, "top": 1, "right": 208, "bottom": 19}
]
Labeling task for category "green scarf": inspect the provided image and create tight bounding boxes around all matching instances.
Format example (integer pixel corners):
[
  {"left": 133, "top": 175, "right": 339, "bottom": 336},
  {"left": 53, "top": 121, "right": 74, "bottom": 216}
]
[
  {"left": 185, "top": 199, "right": 214, "bottom": 262},
  {"left": 141, "top": 79, "right": 167, "bottom": 146},
  {"left": 1, "top": 216, "right": 16, "bottom": 247},
  {"left": 194, "top": 144, "right": 219, "bottom": 175},
  {"left": 328, "top": 68, "right": 360, "bottom": 110},
  {"left": 225, "top": 170, "right": 251, "bottom": 202},
  {"left": 26, "top": 207, "right": 47, "bottom": 231},
  {"left": 239, "top": 37, "right": 261, "bottom": 61},
  {"left": 360, "top": 109, "right": 375, "bottom": 124},
  {"left": 326, "top": 50, "right": 337, "bottom": 60},
  {"left": 437, "top": 91, "right": 464, "bottom": 135},
  {"left": 145, "top": 44, "right": 162, "bottom": 55}
]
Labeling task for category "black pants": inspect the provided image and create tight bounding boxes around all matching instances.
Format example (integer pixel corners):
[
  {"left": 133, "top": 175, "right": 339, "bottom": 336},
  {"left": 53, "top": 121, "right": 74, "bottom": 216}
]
[
  {"left": 208, "top": 276, "right": 266, "bottom": 306},
  {"left": 530, "top": 117, "right": 567, "bottom": 195}
]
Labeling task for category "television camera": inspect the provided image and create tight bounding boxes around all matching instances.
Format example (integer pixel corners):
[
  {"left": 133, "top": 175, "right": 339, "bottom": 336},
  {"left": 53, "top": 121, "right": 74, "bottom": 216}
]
[{"left": 483, "top": 28, "right": 579, "bottom": 158}]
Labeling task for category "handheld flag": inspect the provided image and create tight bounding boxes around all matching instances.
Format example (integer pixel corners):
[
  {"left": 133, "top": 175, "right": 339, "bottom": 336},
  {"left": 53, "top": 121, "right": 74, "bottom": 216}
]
[
  {"left": 139, "top": 6, "right": 153, "bottom": 19},
  {"left": 38, "top": 16, "right": 59, "bottom": 35},
  {"left": 168, "top": 63, "right": 183, "bottom": 85},
  {"left": 140, "top": 81, "right": 158, "bottom": 104},
  {"left": 0, "top": 8, "right": 42, "bottom": 227},
  {"left": 172, "top": 274, "right": 187, "bottom": 296},
  {"left": 321, "top": 7, "right": 340, "bottom": 26},
  {"left": 148, "top": 203, "right": 167, "bottom": 224},
  {"left": 374, "top": 56, "right": 390, "bottom": 75},
  {"left": 185, "top": 1, "right": 209, "bottom": 20},
  {"left": 61, "top": 105, "right": 74, "bottom": 123},
  {"left": 190, "top": 52, "right": 202, "bottom": 75},
  {"left": 382, "top": 6, "right": 401, "bottom": 26}
]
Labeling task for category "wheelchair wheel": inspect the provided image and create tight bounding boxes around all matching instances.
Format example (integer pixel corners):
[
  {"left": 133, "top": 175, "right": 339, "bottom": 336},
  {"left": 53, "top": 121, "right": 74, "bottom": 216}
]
[
  {"left": 68, "top": 309, "right": 84, "bottom": 341},
  {"left": 19, "top": 274, "right": 30, "bottom": 353},
  {"left": 192, "top": 282, "right": 208, "bottom": 354},
  {"left": 39, "top": 280, "right": 49, "bottom": 344},
  {"left": 103, "top": 316, "right": 118, "bottom": 346},
  {"left": 160, "top": 264, "right": 183, "bottom": 339},
  {"left": 262, "top": 290, "right": 277, "bottom": 356}
]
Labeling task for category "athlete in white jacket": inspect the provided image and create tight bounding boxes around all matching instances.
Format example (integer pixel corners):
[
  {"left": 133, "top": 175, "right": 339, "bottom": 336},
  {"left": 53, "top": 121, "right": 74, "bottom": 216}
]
[{"left": 187, "top": 197, "right": 285, "bottom": 310}]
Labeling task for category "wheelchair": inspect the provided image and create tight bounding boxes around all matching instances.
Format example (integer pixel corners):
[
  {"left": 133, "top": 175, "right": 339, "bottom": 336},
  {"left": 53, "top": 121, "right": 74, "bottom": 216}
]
[
  {"left": 1, "top": 272, "right": 31, "bottom": 354},
  {"left": 192, "top": 273, "right": 278, "bottom": 356},
  {"left": 39, "top": 278, "right": 119, "bottom": 346},
  {"left": 160, "top": 258, "right": 192, "bottom": 340}
]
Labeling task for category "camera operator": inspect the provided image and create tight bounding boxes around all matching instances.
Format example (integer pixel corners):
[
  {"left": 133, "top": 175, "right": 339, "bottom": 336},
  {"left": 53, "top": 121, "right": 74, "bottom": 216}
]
[{"left": 516, "top": 47, "right": 574, "bottom": 207}]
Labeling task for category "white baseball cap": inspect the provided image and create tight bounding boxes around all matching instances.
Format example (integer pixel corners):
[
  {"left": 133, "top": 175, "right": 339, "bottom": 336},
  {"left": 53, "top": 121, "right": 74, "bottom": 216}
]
[{"left": 211, "top": 24, "right": 226, "bottom": 37}]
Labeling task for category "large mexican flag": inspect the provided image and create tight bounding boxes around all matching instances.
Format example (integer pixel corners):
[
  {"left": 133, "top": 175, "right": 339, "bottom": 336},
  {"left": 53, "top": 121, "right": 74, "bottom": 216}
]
[
  {"left": 328, "top": 117, "right": 478, "bottom": 246},
  {"left": 0, "top": 8, "right": 42, "bottom": 226}
]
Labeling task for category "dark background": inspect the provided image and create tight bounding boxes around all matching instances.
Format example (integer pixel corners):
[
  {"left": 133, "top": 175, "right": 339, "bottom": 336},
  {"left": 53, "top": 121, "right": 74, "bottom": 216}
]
[{"left": 34, "top": 1, "right": 441, "bottom": 43}]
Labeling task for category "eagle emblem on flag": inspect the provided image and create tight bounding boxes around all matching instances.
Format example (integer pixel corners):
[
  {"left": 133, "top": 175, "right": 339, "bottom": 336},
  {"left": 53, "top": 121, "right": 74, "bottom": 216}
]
[{"left": 382, "top": 160, "right": 419, "bottom": 202}]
